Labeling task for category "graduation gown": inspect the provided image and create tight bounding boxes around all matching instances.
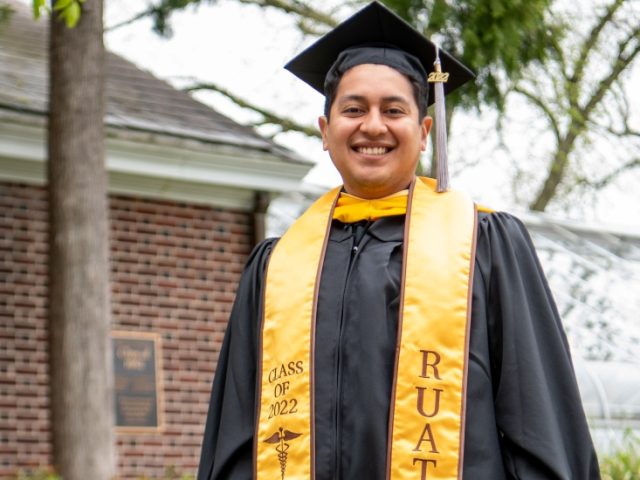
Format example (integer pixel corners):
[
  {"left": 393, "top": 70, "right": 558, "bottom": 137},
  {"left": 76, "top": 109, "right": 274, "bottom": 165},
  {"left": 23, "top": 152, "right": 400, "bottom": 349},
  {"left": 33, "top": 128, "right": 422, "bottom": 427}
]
[{"left": 197, "top": 211, "right": 600, "bottom": 479}]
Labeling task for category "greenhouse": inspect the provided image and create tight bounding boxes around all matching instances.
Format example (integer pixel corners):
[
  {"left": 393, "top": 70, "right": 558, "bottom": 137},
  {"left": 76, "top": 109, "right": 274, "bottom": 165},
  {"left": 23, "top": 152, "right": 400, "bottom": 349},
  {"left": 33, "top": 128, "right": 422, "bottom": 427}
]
[{"left": 525, "top": 211, "right": 640, "bottom": 453}]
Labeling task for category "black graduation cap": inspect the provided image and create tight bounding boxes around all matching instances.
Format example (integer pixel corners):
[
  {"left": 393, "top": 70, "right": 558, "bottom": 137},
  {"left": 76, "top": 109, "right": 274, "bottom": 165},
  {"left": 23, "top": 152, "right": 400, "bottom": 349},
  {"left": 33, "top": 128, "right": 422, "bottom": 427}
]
[{"left": 284, "top": 1, "right": 475, "bottom": 106}]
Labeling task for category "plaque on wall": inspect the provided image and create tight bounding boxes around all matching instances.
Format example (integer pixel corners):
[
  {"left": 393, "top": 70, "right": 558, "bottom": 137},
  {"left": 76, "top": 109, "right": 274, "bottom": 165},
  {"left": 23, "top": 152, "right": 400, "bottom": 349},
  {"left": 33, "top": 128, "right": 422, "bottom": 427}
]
[{"left": 112, "top": 331, "right": 164, "bottom": 432}]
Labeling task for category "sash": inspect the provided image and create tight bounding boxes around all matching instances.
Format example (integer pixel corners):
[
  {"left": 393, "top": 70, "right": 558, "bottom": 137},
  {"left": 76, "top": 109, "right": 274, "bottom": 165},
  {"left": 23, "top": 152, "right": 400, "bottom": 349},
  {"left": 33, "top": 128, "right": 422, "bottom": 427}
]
[{"left": 255, "top": 177, "right": 477, "bottom": 479}]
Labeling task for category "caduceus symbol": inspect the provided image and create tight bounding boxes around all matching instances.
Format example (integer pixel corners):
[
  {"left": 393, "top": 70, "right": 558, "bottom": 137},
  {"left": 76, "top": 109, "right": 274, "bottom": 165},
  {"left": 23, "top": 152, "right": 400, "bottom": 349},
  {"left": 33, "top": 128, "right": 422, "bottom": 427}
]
[{"left": 264, "top": 427, "right": 302, "bottom": 480}]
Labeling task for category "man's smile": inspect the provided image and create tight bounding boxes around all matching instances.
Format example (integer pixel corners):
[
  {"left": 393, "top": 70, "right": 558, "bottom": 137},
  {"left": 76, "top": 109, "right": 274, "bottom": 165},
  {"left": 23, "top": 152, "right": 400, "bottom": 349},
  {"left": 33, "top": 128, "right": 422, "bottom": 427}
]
[{"left": 353, "top": 146, "right": 392, "bottom": 155}]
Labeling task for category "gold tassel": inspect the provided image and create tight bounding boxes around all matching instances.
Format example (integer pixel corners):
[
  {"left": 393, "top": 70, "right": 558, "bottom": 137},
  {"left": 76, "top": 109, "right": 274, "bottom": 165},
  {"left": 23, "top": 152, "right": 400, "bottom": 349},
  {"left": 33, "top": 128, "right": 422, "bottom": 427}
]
[{"left": 429, "top": 47, "right": 450, "bottom": 193}]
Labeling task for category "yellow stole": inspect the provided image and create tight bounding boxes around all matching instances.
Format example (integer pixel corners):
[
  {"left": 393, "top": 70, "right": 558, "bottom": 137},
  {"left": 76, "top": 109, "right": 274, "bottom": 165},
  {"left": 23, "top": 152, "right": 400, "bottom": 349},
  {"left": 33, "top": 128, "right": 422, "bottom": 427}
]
[{"left": 254, "top": 177, "right": 477, "bottom": 479}]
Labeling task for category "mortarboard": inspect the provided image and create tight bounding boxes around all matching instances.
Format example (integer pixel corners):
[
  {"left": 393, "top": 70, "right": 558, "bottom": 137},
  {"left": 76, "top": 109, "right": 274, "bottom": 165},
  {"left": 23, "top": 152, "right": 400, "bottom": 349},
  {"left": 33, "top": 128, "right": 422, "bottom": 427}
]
[
  {"left": 284, "top": 1, "right": 474, "bottom": 106},
  {"left": 284, "top": 1, "right": 475, "bottom": 192}
]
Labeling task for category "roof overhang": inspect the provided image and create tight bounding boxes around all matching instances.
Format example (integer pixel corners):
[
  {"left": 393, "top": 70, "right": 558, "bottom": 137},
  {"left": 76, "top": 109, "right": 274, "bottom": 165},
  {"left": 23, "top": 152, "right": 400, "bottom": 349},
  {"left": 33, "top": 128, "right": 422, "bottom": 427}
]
[{"left": 0, "top": 109, "right": 313, "bottom": 210}]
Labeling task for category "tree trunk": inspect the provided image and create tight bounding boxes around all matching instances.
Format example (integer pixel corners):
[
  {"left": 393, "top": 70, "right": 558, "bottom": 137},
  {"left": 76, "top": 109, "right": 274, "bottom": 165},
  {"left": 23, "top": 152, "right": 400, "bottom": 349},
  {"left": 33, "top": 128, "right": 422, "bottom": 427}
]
[
  {"left": 529, "top": 125, "right": 582, "bottom": 212},
  {"left": 47, "top": 1, "right": 115, "bottom": 479}
]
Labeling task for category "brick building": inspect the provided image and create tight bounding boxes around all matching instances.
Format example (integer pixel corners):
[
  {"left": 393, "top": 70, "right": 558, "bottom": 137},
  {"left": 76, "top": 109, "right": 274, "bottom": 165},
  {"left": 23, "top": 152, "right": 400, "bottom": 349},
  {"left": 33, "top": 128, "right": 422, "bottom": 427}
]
[{"left": 0, "top": 2, "right": 312, "bottom": 478}]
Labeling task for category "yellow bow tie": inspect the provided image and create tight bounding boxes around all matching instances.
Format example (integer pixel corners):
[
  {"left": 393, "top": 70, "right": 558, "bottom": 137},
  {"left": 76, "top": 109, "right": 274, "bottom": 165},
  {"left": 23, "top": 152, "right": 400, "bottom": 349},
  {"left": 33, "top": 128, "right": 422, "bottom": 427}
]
[{"left": 332, "top": 190, "right": 409, "bottom": 223}]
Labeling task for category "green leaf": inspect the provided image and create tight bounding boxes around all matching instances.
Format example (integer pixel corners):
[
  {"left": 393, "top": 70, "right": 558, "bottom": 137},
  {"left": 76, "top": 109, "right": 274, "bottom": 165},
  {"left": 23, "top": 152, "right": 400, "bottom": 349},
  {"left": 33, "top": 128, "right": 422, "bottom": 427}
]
[
  {"left": 64, "top": 1, "right": 81, "bottom": 28},
  {"left": 32, "top": 0, "right": 48, "bottom": 19},
  {"left": 53, "top": 0, "right": 73, "bottom": 12}
]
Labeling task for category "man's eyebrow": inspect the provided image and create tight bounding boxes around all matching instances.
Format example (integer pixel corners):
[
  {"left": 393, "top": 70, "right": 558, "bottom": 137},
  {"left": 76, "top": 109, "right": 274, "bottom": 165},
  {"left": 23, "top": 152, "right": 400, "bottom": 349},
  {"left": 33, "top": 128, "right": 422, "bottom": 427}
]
[
  {"left": 336, "top": 94, "right": 411, "bottom": 104},
  {"left": 382, "top": 95, "right": 411, "bottom": 104},
  {"left": 336, "top": 94, "right": 367, "bottom": 104}
]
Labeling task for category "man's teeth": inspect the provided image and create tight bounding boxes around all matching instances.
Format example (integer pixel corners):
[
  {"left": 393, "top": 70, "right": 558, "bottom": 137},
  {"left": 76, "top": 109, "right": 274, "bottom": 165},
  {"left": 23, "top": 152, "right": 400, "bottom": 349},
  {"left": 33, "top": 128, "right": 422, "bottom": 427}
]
[{"left": 357, "top": 146, "right": 389, "bottom": 155}]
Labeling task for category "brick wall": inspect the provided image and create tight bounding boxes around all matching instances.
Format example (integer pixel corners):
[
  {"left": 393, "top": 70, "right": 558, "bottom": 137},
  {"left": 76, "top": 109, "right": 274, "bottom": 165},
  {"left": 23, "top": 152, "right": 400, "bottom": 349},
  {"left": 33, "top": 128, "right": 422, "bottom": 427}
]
[
  {"left": 0, "top": 183, "right": 50, "bottom": 477},
  {"left": 0, "top": 181, "right": 254, "bottom": 479}
]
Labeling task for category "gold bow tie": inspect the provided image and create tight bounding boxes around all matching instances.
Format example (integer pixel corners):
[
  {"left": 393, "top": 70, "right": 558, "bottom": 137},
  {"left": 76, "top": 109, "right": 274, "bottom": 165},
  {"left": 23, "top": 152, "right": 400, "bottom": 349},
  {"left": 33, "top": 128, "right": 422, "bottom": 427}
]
[{"left": 332, "top": 190, "right": 408, "bottom": 223}]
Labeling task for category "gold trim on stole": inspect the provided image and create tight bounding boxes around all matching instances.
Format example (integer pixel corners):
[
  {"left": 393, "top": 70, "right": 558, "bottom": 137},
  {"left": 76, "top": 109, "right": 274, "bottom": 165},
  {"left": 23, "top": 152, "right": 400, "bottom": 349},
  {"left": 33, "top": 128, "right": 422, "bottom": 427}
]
[
  {"left": 386, "top": 177, "right": 477, "bottom": 480},
  {"left": 255, "top": 178, "right": 477, "bottom": 480},
  {"left": 255, "top": 187, "right": 340, "bottom": 480}
]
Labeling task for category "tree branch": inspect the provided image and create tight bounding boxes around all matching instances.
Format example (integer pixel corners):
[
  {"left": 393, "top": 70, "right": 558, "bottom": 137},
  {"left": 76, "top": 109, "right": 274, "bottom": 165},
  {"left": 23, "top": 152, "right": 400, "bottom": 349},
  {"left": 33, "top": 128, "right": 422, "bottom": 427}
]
[
  {"left": 184, "top": 82, "right": 321, "bottom": 138},
  {"left": 571, "top": 0, "right": 625, "bottom": 89},
  {"left": 607, "top": 126, "right": 640, "bottom": 138},
  {"left": 105, "top": 0, "right": 338, "bottom": 35},
  {"left": 236, "top": 0, "right": 337, "bottom": 32},
  {"left": 548, "top": 30, "right": 569, "bottom": 80},
  {"left": 530, "top": 17, "right": 640, "bottom": 211},
  {"left": 512, "top": 85, "right": 561, "bottom": 141},
  {"left": 581, "top": 27, "right": 640, "bottom": 119},
  {"left": 105, "top": 6, "right": 155, "bottom": 32},
  {"left": 578, "top": 158, "right": 640, "bottom": 189}
]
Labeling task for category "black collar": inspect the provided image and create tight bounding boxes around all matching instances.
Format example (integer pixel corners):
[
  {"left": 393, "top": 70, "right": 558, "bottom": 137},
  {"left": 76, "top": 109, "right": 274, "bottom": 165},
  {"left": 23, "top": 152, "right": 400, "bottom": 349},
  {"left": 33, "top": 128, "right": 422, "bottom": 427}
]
[{"left": 330, "top": 216, "right": 405, "bottom": 243}]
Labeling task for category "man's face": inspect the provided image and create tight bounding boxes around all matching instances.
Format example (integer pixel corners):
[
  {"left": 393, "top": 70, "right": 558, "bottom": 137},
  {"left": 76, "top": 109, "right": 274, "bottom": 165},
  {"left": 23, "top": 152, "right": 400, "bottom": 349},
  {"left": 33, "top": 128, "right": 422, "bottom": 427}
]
[{"left": 318, "top": 63, "right": 432, "bottom": 199}]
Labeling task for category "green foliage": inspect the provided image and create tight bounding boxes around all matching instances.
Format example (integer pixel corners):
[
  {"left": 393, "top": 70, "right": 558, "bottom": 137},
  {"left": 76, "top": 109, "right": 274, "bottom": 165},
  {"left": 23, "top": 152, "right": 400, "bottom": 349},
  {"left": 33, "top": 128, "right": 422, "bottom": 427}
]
[
  {"left": 15, "top": 467, "right": 61, "bottom": 480},
  {"left": 601, "top": 431, "right": 640, "bottom": 480},
  {"left": 381, "top": 0, "right": 563, "bottom": 112},
  {"left": 0, "top": 3, "right": 14, "bottom": 25},
  {"left": 31, "top": 0, "right": 85, "bottom": 28},
  {"left": 54, "top": 0, "right": 82, "bottom": 28},
  {"left": 138, "top": 0, "right": 215, "bottom": 37},
  {"left": 32, "top": 0, "right": 48, "bottom": 19},
  {"left": 158, "top": 465, "right": 195, "bottom": 480}
]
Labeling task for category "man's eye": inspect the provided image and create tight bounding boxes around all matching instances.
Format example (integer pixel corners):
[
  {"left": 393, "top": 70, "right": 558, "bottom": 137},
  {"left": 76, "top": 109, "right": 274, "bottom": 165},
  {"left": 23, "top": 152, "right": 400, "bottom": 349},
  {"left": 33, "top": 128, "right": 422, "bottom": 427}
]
[
  {"left": 386, "top": 107, "right": 405, "bottom": 115},
  {"left": 342, "top": 106, "right": 364, "bottom": 115}
]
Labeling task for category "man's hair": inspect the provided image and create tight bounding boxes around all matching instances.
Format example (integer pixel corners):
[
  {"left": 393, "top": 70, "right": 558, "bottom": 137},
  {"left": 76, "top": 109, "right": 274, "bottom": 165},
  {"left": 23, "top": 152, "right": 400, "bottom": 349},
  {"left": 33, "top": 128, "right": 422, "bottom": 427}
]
[{"left": 323, "top": 70, "right": 428, "bottom": 122}]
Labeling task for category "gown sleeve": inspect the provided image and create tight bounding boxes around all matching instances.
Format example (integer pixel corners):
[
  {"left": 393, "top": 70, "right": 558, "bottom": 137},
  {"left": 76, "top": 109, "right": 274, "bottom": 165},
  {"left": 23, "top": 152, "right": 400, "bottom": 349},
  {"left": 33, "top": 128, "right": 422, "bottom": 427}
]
[
  {"left": 197, "top": 238, "right": 277, "bottom": 480},
  {"left": 477, "top": 212, "right": 600, "bottom": 479}
]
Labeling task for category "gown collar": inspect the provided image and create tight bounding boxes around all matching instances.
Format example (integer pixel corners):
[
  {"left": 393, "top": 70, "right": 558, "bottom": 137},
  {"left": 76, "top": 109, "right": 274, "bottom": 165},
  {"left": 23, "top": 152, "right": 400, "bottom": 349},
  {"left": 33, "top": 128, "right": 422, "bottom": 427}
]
[{"left": 330, "top": 216, "right": 405, "bottom": 243}]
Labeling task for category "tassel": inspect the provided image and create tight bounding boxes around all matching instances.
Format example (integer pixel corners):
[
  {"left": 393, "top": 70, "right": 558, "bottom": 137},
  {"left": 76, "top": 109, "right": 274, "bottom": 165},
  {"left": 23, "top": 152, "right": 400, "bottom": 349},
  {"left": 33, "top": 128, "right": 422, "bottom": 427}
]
[{"left": 431, "top": 47, "right": 449, "bottom": 192}]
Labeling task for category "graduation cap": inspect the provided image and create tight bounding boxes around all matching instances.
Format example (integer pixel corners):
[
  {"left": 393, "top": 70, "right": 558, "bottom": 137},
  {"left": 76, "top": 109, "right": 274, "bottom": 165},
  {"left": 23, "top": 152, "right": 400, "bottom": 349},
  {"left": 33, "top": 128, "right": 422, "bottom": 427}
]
[{"left": 285, "top": 1, "right": 475, "bottom": 192}]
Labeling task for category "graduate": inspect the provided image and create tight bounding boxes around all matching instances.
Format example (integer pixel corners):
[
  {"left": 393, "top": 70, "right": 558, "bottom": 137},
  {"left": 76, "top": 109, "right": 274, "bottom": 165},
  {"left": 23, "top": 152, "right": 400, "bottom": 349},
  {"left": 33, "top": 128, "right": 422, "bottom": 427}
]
[{"left": 197, "top": 2, "right": 600, "bottom": 479}]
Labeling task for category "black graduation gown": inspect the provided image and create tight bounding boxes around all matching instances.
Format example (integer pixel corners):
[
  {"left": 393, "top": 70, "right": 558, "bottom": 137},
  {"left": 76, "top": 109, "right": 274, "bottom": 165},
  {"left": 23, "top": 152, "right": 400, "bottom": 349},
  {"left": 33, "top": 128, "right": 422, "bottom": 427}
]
[{"left": 197, "top": 212, "right": 600, "bottom": 480}]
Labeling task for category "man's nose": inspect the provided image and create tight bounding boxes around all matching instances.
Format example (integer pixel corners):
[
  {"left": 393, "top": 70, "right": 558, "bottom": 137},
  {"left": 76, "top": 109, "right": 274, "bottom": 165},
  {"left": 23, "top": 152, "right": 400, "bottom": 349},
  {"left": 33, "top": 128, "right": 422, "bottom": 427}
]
[{"left": 360, "top": 110, "right": 387, "bottom": 136}]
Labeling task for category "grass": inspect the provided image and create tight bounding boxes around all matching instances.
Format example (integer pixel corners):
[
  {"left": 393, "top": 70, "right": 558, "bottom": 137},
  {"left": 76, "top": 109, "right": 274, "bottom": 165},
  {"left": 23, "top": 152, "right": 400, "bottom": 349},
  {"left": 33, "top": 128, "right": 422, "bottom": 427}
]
[{"left": 600, "top": 430, "right": 640, "bottom": 480}]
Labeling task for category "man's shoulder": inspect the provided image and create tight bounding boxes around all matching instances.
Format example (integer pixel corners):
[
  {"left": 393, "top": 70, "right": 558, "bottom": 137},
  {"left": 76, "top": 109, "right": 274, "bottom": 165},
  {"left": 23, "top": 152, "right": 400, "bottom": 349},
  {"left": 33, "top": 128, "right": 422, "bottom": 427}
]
[
  {"left": 241, "top": 237, "right": 280, "bottom": 274},
  {"left": 474, "top": 210, "right": 540, "bottom": 272},
  {"left": 476, "top": 209, "right": 527, "bottom": 233}
]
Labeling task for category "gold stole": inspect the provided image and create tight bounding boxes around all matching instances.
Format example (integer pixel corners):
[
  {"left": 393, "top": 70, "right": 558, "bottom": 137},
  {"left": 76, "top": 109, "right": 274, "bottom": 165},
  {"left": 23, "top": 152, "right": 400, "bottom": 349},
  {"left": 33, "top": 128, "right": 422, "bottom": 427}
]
[{"left": 255, "top": 177, "right": 477, "bottom": 480}]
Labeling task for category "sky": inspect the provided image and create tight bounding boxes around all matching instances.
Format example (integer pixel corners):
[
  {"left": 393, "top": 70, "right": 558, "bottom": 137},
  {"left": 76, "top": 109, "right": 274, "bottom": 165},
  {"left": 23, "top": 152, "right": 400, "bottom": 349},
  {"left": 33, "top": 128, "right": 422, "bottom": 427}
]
[{"left": 101, "top": 0, "right": 640, "bottom": 230}]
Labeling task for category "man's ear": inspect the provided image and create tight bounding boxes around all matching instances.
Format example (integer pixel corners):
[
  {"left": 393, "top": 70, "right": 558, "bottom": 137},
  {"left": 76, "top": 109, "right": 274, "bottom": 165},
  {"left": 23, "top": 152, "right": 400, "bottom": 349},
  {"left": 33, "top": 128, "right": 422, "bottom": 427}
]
[
  {"left": 318, "top": 116, "right": 329, "bottom": 151},
  {"left": 420, "top": 116, "right": 433, "bottom": 151}
]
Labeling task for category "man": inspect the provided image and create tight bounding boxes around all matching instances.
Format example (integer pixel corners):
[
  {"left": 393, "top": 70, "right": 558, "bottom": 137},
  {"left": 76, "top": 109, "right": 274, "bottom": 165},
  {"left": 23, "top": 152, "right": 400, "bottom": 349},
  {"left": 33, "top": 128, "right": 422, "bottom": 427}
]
[{"left": 198, "top": 2, "right": 600, "bottom": 479}]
